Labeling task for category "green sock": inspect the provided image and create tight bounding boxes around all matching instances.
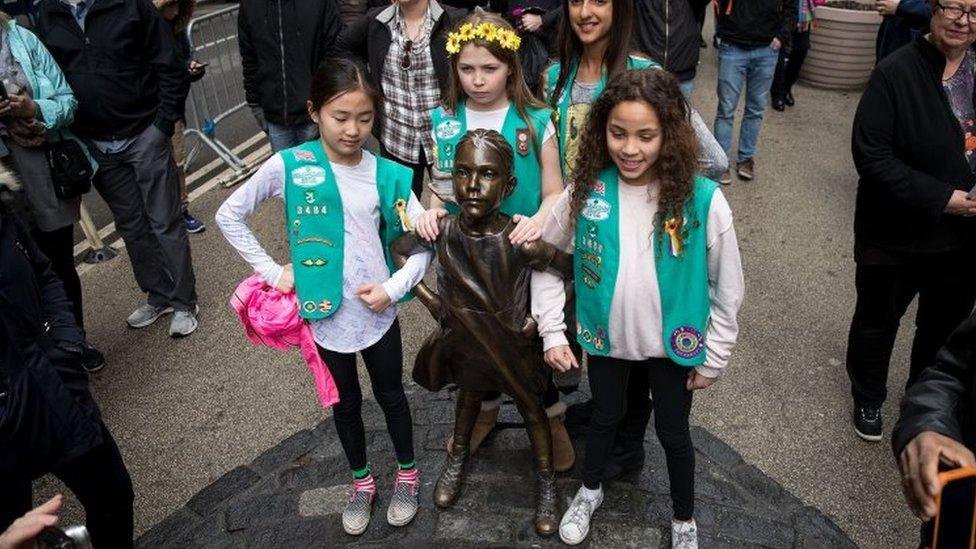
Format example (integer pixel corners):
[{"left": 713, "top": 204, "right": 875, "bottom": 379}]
[
  {"left": 397, "top": 460, "right": 416, "bottom": 471},
  {"left": 352, "top": 465, "right": 371, "bottom": 479}
]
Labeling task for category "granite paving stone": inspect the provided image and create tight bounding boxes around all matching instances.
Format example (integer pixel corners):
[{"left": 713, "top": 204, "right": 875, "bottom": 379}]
[{"left": 137, "top": 381, "right": 857, "bottom": 548}]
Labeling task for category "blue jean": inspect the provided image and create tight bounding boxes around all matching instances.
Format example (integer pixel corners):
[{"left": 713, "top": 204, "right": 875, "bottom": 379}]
[
  {"left": 679, "top": 79, "right": 695, "bottom": 100},
  {"left": 714, "top": 41, "right": 779, "bottom": 163},
  {"left": 267, "top": 121, "right": 319, "bottom": 153}
]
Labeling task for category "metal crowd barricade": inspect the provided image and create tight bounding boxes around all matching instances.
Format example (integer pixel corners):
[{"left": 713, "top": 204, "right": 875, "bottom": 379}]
[{"left": 182, "top": 4, "right": 249, "bottom": 176}]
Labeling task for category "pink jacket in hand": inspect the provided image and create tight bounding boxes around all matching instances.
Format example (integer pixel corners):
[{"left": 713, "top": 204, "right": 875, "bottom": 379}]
[{"left": 230, "top": 274, "right": 339, "bottom": 408}]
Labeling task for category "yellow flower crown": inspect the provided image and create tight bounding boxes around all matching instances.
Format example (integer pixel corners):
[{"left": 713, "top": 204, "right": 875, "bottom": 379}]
[{"left": 446, "top": 22, "right": 521, "bottom": 55}]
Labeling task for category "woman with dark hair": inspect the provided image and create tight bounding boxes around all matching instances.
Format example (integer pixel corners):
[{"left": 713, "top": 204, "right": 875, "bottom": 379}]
[
  {"left": 0, "top": 11, "right": 104, "bottom": 372},
  {"left": 541, "top": 0, "right": 727, "bottom": 179},
  {"left": 532, "top": 68, "right": 743, "bottom": 547},
  {"left": 216, "top": 58, "right": 432, "bottom": 536}
]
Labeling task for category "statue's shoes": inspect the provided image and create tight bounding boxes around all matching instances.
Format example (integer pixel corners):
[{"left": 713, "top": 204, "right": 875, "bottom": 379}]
[
  {"left": 433, "top": 447, "right": 468, "bottom": 508},
  {"left": 534, "top": 470, "right": 560, "bottom": 537}
]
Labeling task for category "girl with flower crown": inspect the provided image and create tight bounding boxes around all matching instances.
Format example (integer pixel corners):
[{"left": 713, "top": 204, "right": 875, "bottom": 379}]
[
  {"left": 413, "top": 11, "right": 578, "bottom": 474},
  {"left": 532, "top": 68, "right": 744, "bottom": 548}
]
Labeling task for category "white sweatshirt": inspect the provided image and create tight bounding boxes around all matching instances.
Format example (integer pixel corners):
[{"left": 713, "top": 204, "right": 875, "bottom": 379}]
[
  {"left": 215, "top": 150, "right": 432, "bottom": 353},
  {"left": 531, "top": 184, "right": 744, "bottom": 378}
]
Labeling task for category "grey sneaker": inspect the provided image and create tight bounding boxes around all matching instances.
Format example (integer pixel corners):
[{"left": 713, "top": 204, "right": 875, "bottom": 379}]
[
  {"left": 387, "top": 470, "right": 420, "bottom": 527},
  {"left": 672, "top": 519, "right": 699, "bottom": 549},
  {"left": 168, "top": 306, "right": 199, "bottom": 338},
  {"left": 342, "top": 486, "right": 376, "bottom": 536},
  {"left": 559, "top": 485, "right": 603, "bottom": 545},
  {"left": 126, "top": 304, "right": 173, "bottom": 328}
]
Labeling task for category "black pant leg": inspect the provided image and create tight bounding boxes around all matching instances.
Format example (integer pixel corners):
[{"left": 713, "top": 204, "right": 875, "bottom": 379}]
[
  {"left": 360, "top": 319, "right": 415, "bottom": 466},
  {"left": 771, "top": 47, "right": 789, "bottom": 99},
  {"left": 846, "top": 264, "right": 918, "bottom": 407},
  {"left": 318, "top": 344, "right": 368, "bottom": 471},
  {"left": 783, "top": 31, "right": 811, "bottom": 92},
  {"left": 31, "top": 225, "right": 84, "bottom": 330},
  {"left": 52, "top": 426, "right": 134, "bottom": 549},
  {"left": 612, "top": 358, "right": 654, "bottom": 455},
  {"left": 647, "top": 359, "right": 695, "bottom": 521},
  {"left": 0, "top": 479, "right": 33, "bottom": 532},
  {"left": 908, "top": 257, "right": 976, "bottom": 388},
  {"left": 581, "top": 355, "right": 632, "bottom": 489}
]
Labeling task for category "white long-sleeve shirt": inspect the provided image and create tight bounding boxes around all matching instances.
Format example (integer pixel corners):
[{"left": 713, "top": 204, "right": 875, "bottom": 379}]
[
  {"left": 215, "top": 150, "right": 431, "bottom": 353},
  {"left": 531, "top": 184, "right": 744, "bottom": 378}
]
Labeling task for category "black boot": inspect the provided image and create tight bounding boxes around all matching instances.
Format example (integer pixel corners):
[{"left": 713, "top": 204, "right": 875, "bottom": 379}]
[
  {"left": 784, "top": 91, "right": 796, "bottom": 106},
  {"left": 772, "top": 96, "right": 786, "bottom": 111}
]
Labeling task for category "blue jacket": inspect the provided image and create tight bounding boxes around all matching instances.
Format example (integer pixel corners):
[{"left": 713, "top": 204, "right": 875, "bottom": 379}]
[
  {"left": 875, "top": 0, "right": 931, "bottom": 62},
  {"left": 4, "top": 19, "right": 94, "bottom": 169}
]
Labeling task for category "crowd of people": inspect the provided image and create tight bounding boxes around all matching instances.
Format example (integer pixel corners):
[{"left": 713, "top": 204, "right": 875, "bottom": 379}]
[{"left": 0, "top": 0, "right": 974, "bottom": 547}]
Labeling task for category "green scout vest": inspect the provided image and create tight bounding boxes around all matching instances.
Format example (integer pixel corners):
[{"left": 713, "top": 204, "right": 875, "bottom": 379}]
[
  {"left": 281, "top": 140, "right": 415, "bottom": 320},
  {"left": 545, "top": 55, "right": 659, "bottom": 176},
  {"left": 430, "top": 100, "right": 552, "bottom": 218},
  {"left": 573, "top": 167, "right": 719, "bottom": 366}
]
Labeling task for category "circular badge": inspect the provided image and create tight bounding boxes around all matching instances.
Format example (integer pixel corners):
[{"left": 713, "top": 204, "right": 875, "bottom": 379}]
[
  {"left": 670, "top": 326, "right": 703, "bottom": 359},
  {"left": 302, "top": 301, "right": 317, "bottom": 313}
]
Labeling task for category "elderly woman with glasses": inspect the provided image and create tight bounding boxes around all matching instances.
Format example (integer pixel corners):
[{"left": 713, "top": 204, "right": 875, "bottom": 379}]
[
  {"left": 336, "top": 0, "right": 466, "bottom": 200},
  {"left": 845, "top": 0, "right": 976, "bottom": 444}
]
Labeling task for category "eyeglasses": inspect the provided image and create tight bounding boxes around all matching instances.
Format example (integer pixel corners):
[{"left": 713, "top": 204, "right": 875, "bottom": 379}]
[
  {"left": 937, "top": 2, "right": 976, "bottom": 24},
  {"left": 401, "top": 40, "right": 413, "bottom": 70}
]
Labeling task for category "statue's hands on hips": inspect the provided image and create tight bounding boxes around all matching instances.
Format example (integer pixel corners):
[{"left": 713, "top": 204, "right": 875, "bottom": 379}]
[
  {"left": 357, "top": 283, "right": 392, "bottom": 312},
  {"left": 899, "top": 431, "right": 976, "bottom": 520},
  {"left": 544, "top": 345, "right": 579, "bottom": 372}
]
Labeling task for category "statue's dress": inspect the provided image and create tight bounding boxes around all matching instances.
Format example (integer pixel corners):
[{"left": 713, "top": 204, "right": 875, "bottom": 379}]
[{"left": 412, "top": 215, "right": 546, "bottom": 395}]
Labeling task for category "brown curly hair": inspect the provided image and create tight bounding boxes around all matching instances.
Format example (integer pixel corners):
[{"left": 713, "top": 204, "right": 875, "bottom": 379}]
[{"left": 568, "top": 69, "right": 699, "bottom": 229}]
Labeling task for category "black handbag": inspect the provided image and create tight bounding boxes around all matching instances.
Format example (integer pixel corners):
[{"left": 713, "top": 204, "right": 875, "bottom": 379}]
[{"left": 46, "top": 132, "right": 93, "bottom": 200}]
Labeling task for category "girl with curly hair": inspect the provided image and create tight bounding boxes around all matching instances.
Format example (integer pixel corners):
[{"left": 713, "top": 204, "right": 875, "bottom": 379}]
[{"left": 531, "top": 69, "right": 744, "bottom": 548}]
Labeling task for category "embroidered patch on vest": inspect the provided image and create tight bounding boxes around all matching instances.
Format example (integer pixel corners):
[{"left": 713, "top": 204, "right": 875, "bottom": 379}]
[
  {"left": 670, "top": 326, "right": 704, "bottom": 359},
  {"left": 293, "top": 149, "right": 316, "bottom": 162},
  {"left": 291, "top": 165, "right": 327, "bottom": 188},
  {"left": 516, "top": 127, "right": 530, "bottom": 156},
  {"left": 581, "top": 197, "right": 611, "bottom": 221},
  {"left": 435, "top": 118, "right": 462, "bottom": 140}
]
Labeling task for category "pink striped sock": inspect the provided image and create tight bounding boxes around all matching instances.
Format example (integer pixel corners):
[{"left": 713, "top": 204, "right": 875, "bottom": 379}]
[
  {"left": 395, "top": 468, "right": 419, "bottom": 495},
  {"left": 352, "top": 474, "right": 376, "bottom": 500}
]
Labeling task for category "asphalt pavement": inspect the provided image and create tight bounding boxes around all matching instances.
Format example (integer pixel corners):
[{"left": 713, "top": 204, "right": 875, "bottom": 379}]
[{"left": 36, "top": 15, "right": 924, "bottom": 549}]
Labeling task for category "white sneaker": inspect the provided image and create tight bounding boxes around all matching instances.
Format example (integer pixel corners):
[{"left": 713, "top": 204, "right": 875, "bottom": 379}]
[
  {"left": 559, "top": 485, "right": 603, "bottom": 545},
  {"left": 168, "top": 306, "right": 199, "bottom": 338},
  {"left": 672, "top": 519, "right": 699, "bottom": 549}
]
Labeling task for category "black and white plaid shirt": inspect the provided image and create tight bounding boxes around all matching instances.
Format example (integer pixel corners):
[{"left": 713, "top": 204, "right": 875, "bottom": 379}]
[{"left": 380, "top": 2, "right": 442, "bottom": 165}]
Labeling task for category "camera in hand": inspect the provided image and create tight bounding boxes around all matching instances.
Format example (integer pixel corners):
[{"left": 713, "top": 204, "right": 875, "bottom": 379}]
[{"left": 35, "top": 525, "right": 91, "bottom": 549}]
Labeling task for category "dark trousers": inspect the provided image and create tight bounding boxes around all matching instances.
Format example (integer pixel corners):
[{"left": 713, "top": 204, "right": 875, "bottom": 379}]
[
  {"left": 380, "top": 145, "right": 429, "bottom": 202},
  {"left": 90, "top": 124, "right": 197, "bottom": 311},
  {"left": 771, "top": 30, "right": 810, "bottom": 100},
  {"left": 0, "top": 428, "right": 134, "bottom": 548},
  {"left": 846, "top": 260, "right": 976, "bottom": 407},
  {"left": 582, "top": 356, "right": 695, "bottom": 520},
  {"left": 317, "top": 319, "right": 414, "bottom": 471},
  {"left": 31, "top": 225, "right": 84, "bottom": 331}
]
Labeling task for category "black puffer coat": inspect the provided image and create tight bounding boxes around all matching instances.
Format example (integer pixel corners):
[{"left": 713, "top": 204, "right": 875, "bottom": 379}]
[
  {"left": 0, "top": 185, "right": 103, "bottom": 481},
  {"left": 633, "top": 0, "right": 701, "bottom": 83},
  {"left": 893, "top": 311, "right": 976, "bottom": 456}
]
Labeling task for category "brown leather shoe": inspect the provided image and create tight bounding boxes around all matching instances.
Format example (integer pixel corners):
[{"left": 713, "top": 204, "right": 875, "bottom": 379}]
[
  {"left": 547, "top": 402, "right": 576, "bottom": 473},
  {"left": 534, "top": 469, "right": 559, "bottom": 536},
  {"left": 433, "top": 444, "right": 468, "bottom": 508},
  {"left": 446, "top": 397, "right": 501, "bottom": 455},
  {"left": 736, "top": 158, "right": 755, "bottom": 180}
]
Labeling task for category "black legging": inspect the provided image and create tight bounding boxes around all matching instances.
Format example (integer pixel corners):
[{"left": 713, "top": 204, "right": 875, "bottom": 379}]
[
  {"left": 582, "top": 355, "right": 695, "bottom": 521},
  {"left": 317, "top": 319, "right": 414, "bottom": 471},
  {"left": 771, "top": 30, "right": 811, "bottom": 100},
  {"left": 31, "top": 224, "right": 85, "bottom": 330},
  {"left": 1, "top": 427, "right": 134, "bottom": 548}
]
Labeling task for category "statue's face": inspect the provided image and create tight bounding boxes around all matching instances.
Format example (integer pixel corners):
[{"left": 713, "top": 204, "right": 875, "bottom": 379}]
[{"left": 452, "top": 140, "right": 514, "bottom": 221}]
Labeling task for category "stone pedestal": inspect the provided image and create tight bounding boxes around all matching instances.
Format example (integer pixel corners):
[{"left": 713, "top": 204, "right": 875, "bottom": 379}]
[{"left": 801, "top": 4, "right": 882, "bottom": 90}]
